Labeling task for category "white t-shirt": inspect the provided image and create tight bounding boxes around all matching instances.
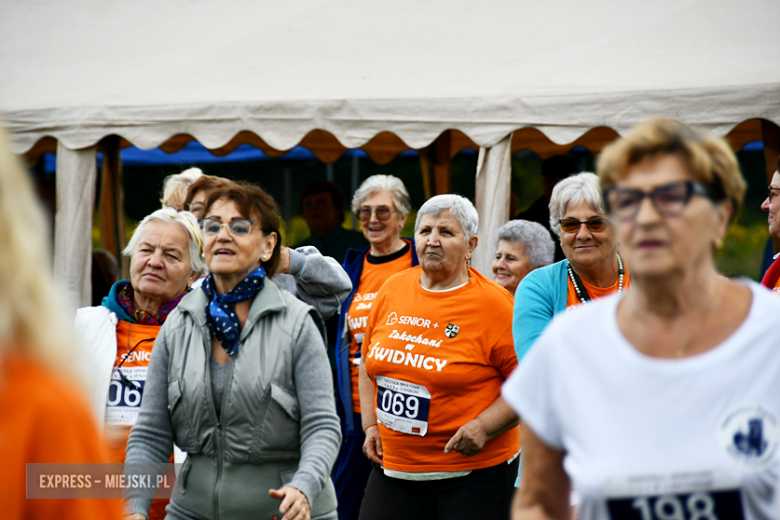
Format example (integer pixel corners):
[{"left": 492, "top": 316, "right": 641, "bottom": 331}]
[{"left": 503, "top": 281, "right": 780, "bottom": 520}]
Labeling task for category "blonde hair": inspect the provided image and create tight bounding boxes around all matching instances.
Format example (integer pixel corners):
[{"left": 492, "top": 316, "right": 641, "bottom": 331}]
[
  {"left": 0, "top": 122, "right": 75, "bottom": 372},
  {"left": 598, "top": 117, "right": 746, "bottom": 221},
  {"left": 161, "top": 167, "right": 204, "bottom": 209}
]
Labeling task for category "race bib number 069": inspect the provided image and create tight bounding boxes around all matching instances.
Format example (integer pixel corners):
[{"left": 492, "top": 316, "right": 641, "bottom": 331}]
[
  {"left": 375, "top": 376, "right": 430, "bottom": 436},
  {"left": 607, "top": 490, "right": 743, "bottom": 520}
]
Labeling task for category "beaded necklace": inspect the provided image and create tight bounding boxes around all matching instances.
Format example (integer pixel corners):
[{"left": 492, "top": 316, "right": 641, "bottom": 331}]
[{"left": 567, "top": 253, "right": 624, "bottom": 305}]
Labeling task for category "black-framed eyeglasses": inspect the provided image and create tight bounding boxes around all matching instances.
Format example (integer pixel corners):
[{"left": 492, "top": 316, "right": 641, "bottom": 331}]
[
  {"left": 358, "top": 205, "right": 396, "bottom": 222},
  {"left": 198, "top": 218, "right": 255, "bottom": 237},
  {"left": 768, "top": 186, "right": 780, "bottom": 203},
  {"left": 558, "top": 217, "right": 609, "bottom": 234},
  {"left": 603, "top": 181, "right": 709, "bottom": 221}
]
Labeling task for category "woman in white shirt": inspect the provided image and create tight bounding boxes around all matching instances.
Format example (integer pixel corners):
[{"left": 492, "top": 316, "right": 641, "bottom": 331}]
[{"left": 503, "top": 117, "right": 780, "bottom": 520}]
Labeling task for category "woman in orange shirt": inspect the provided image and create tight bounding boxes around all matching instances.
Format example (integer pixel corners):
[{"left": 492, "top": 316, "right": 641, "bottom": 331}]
[
  {"left": 333, "top": 174, "right": 418, "bottom": 520},
  {"left": 358, "top": 194, "right": 520, "bottom": 520},
  {"left": 0, "top": 123, "right": 120, "bottom": 520}
]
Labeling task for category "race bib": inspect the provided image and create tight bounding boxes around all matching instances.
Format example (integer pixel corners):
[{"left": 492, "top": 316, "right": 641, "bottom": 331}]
[
  {"left": 104, "top": 366, "right": 147, "bottom": 426},
  {"left": 604, "top": 469, "right": 744, "bottom": 520},
  {"left": 375, "top": 376, "right": 430, "bottom": 436}
]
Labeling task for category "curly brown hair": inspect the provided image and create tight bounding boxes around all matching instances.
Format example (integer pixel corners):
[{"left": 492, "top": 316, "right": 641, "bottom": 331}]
[{"left": 183, "top": 175, "right": 234, "bottom": 212}]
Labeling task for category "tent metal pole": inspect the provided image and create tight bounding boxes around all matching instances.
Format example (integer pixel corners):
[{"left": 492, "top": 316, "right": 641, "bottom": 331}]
[
  {"left": 99, "top": 136, "right": 127, "bottom": 278},
  {"left": 351, "top": 155, "right": 359, "bottom": 230},
  {"left": 326, "top": 162, "right": 334, "bottom": 182}
]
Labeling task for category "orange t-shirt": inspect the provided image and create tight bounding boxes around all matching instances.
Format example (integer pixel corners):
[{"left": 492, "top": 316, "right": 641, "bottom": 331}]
[
  {"left": 104, "top": 320, "right": 160, "bottom": 462},
  {"left": 566, "top": 267, "right": 632, "bottom": 311},
  {"left": 346, "top": 242, "right": 414, "bottom": 413},
  {"left": 0, "top": 353, "right": 122, "bottom": 520},
  {"left": 105, "top": 320, "right": 169, "bottom": 520},
  {"left": 363, "top": 266, "right": 519, "bottom": 473}
]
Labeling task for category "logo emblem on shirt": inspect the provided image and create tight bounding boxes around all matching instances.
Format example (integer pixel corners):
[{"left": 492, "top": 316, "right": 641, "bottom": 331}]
[
  {"left": 386, "top": 311, "right": 398, "bottom": 325},
  {"left": 717, "top": 405, "right": 780, "bottom": 467},
  {"left": 444, "top": 323, "right": 460, "bottom": 338}
]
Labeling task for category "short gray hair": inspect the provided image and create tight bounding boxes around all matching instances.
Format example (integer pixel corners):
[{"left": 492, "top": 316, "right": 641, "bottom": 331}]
[
  {"left": 549, "top": 172, "right": 605, "bottom": 237},
  {"left": 495, "top": 220, "right": 554, "bottom": 268},
  {"left": 161, "top": 167, "right": 204, "bottom": 208},
  {"left": 123, "top": 208, "right": 206, "bottom": 275},
  {"left": 415, "top": 194, "right": 479, "bottom": 241},
  {"left": 351, "top": 174, "right": 411, "bottom": 217}
]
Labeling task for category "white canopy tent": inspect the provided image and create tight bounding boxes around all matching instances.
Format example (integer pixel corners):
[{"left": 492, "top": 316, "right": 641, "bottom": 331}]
[{"left": 1, "top": 0, "right": 778, "bottom": 307}]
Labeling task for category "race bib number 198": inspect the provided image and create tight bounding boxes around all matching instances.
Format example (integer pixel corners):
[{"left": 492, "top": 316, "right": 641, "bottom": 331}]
[
  {"left": 375, "top": 376, "right": 430, "bottom": 436},
  {"left": 607, "top": 490, "right": 743, "bottom": 520},
  {"left": 605, "top": 470, "right": 744, "bottom": 520}
]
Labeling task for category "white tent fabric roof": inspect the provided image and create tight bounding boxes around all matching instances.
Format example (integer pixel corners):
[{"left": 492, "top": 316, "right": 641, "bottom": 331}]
[{"left": 1, "top": 0, "right": 779, "bottom": 154}]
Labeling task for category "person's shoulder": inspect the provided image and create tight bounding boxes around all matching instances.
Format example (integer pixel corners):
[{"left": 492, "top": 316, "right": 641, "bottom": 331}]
[
  {"left": 2, "top": 354, "right": 96, "bottom": 430},
  {"left": 384, "top": 265, "right": 421, "bottom": 284},
  {"left": 743, "top": 279, "right": 780, "bottom": 323},
  {"left": 469, "top": 268, "right": 515, "bottom": 306},
  {"left": 373, "top": 266, "right": 420, "bottom": 300},
  {"left": 518, "top": 259, "right": 567, "bottom": 291},
  {"left": 272, "top": 279, "right": 316, "bottom": 314},
  {"left": 75, "top": 305, "right": 115, "bottom": 326},
  {"left": 343, "top": 246, "right": 369, "bottom": 268},
  {"left": 530, "top": 259, "right": 567, "bottom": 278},
  {"left": 546, "top": 291, "right": 619, "bottom": 338}
]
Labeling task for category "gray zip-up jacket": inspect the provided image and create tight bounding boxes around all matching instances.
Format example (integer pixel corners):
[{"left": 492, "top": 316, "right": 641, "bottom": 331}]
[{"left": 125, "top": 279, "right": 341, "bottom": 519}]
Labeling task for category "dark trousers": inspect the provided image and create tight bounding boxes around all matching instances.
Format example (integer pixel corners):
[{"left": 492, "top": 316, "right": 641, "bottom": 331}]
[
  {"left": 358, "top": 457, "right": 519, "bottom": 520},
  {"left": 332, "top": 412, "right": 372, "bottom": 520}
]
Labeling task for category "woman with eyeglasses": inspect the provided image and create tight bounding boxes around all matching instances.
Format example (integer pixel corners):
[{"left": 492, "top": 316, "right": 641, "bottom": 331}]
[
  {"left": 513, "top": 172, "right": 632, "bottom": 361},
  {"left": 185, "top": 175, "right": 352, "bottom": 321},
  {"left": 124, "top": 182, "right": 341, "bottom": 520},
  {"left": 504, "top": 118, "right": 780, "bottom": 520},
  {"left": 74, "top": 208, "right": 204, "bottom": 520},
  {"left": 332, "top": 174, "right": 418, "bottom": 520}
]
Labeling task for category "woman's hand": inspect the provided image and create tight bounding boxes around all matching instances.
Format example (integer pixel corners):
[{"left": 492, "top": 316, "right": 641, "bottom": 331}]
[
  {"left": 362, "top": 424, "right": 383, "bottom": 464},
  {"left": 444, "top": 418, "right": 489, "bottom": 456},
  {"left": 268, "top": 486, "right": 310, "bottom": 520},
  {"left": 445, "top": 396, "right": 519, "bottom": 457},
  {"left": 122, "top": 514, "right": 147, "bottom": 520}
]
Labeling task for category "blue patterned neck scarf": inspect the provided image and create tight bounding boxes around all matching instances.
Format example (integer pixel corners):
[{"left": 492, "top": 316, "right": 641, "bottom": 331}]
[{"left": 202, "top": 267, "right": 266, "bottom": 357}]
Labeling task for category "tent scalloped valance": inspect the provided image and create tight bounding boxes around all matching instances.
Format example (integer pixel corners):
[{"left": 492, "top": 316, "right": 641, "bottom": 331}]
[{"left": 6, "top": 84, "right": 779, "bottom": 157}]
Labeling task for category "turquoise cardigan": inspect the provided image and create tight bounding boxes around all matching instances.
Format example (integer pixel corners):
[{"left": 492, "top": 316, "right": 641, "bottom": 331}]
[
  {"left": 512, "top": 259, "right": 569, "bottom": 362},
  {"left": 511, "top": 259, "right": 569, "bottom": 488}
]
